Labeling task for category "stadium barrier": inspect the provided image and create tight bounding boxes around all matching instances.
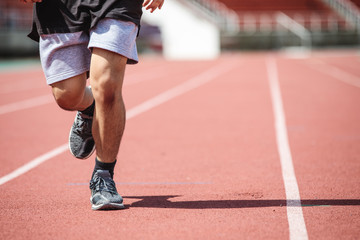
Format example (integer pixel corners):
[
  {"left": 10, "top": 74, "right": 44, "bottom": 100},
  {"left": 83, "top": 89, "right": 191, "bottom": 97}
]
[{"left": 322, "top": 0, "right": 360, "bottom": 33}]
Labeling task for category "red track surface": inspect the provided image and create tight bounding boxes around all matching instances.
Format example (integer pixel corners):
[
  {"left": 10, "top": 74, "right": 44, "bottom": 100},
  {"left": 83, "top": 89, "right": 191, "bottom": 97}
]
[{"left": 0, "top": 50, "right": 359, "bottom": 239}]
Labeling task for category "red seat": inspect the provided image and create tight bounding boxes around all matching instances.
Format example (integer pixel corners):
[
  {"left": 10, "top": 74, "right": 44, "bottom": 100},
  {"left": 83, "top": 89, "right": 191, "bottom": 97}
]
[
  {"left": 205, "top": 0, "right": 349, "bottom": 31},
  {"left": 349, "top": 0, "right": 360, "bottom": 8}
]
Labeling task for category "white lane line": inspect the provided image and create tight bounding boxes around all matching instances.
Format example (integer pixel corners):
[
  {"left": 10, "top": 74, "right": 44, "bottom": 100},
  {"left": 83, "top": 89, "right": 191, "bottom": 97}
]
[
  {"left": 0, "top": 62, "right": 236, "bottom": 186},
  {"left": 266, "top": 56, "right": 308, "bottom": 240},
  {"left": 124, "top": 70, "right": 171, "bottom": 87},
  {"left": 124, "top": 65, "right": 170, "bottom": 86},
  {"left": 127, "top": 61, "right": 236, "bottom": 119},
  {"left": 0, "top": 80, "right": 45, "bottom": 94},
  {"left": 0, "top": 144, "right": 68, "bottom": 186},
  {"left": 306, "top": 59, "right": 360, "bottom": 88},
  {"left": 0, "top": 95, "right": 54, "bottom": 115}
]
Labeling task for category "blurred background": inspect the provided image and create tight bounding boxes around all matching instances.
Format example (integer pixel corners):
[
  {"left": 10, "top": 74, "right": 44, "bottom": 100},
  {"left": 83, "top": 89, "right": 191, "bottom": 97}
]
[{"left": 1, "top": 0, "right": 360, "bottom": 59}]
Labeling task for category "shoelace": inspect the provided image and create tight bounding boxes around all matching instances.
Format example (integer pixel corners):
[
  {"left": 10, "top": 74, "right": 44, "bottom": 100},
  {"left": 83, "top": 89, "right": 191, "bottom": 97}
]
[{"left": 90, "top": 175, "right": 117, "bottom": 195}]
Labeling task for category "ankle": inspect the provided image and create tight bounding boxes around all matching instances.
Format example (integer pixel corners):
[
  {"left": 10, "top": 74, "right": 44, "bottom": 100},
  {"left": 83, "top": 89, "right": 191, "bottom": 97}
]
[
  {"left": 80, "top": 100, "right": 95, "bottom": 116},
  {"left": 92, "top": 157, "right": 116, "bottom": 179}
]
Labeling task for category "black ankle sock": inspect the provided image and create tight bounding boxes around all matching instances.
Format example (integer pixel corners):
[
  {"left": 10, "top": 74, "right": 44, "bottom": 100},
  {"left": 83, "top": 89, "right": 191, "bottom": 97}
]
[
  {"left": 81, "top": 100, "right": 95, "bottom": 116},
  {"left": 92, "top": 157, "right": 116, "bottom": 179}
]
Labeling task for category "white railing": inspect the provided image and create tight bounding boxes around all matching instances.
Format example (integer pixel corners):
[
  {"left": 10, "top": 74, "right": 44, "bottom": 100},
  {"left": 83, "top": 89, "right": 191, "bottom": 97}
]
[
  {"left": 183, "top": 0, "right": 352, "bottom": 34},
  {"left": 237, "top": 12, "right": 349, "bottom": 33},
  {"left": 182, "top": 0, "right": 239, "bottom": 32},
  {"left": 322, "top": 0, "right": 360, "bottom": 31},
  {"left": 276, "top": 12, "right": 312, "bottom": 48}
]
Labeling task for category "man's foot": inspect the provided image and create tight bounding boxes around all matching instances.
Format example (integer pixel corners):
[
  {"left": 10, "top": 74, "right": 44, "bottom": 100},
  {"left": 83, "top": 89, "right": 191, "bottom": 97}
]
[
  {"left": 69, "top": 111, "right": 95, "bottom": 159},
  {"left": 89, "top": 170, "right": 125, "bottom": 210}
]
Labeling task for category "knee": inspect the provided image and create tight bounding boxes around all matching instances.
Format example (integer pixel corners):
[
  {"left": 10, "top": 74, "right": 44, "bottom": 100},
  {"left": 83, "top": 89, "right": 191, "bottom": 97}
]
[
  {"left": 91, "top": 75, "right": 122, "bottom": 105},
  {"left": 50, "top": 74, "right": 87, "bottom": 110},
  {"left": 90, "top": 48, "right": 126, "bottom": 106},
  {"left": 52, "top": 88, "right": 84, "bottom": 110}
]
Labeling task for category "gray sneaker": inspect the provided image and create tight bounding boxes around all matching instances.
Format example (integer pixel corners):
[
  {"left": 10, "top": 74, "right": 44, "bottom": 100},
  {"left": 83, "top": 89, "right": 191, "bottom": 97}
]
[
  {"left": 69, "top": 111, "right": 95, "bottom": 159},
  {"left": 89, "top": 170, "right": 125, "bottom": 210}
]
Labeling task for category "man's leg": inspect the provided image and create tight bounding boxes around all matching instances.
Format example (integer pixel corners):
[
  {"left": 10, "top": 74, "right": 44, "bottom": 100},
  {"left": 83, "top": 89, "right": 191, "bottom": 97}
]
[
  {"left": 50, "top": 73, "right": 96, "bottom": 160},
  {"left": 87, "top": 48, "right": 127, "bottom": 210},
  {"left": 86, "top": 18, "right": 139, "bottom": 210},
  {"left": 39, "top": 30, "right": 96, "bottom": 159},
  {"left": 90, "top": 48, "right": 127, "bottom": 163}
]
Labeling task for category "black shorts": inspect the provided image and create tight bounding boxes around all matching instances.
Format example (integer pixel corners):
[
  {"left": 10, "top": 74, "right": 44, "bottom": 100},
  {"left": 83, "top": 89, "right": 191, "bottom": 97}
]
[{"left": 28, "top": 0, "right": 143, "bottom": 42}]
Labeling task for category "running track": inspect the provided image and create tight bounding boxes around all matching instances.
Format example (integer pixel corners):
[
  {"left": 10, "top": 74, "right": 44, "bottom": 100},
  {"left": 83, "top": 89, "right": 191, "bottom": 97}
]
[{"left": 0, "top": 50, "right": 359, "bottom": 239}]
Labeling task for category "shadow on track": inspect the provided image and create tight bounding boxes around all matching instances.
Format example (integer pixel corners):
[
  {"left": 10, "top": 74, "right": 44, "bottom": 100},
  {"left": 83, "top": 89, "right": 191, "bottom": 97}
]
[{"left": 123, "top": 196, "right": 360, "bottom": 209}]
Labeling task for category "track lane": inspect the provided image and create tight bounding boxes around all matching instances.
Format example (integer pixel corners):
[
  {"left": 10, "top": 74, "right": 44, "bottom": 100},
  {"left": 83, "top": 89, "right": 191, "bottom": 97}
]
[
  {"left": 0, "top": 69, "right": 48, "bottom": 105},
  {"left": 309, "top": 50, "right": 360, "bottom": 76},
  {"left": 0, "top": 58, "right": 233, "bottom": 181},
  {"left": 266, "top": 55, "right": 308, "bottom": 240},
  {"left": 0, "top": 54, "right": 290, "bottom": 239},
  {"left": 3, "top": 51, "right": 359, "bottom": 239},
  {"left": 276, "top": 53, "right": 360, "bottom": 239},
  {"left": 0, "top": 103, "right": 74, "bottom": 176},
  {"left": 0, "top": 58, "right": 217, "bottom": 176}
]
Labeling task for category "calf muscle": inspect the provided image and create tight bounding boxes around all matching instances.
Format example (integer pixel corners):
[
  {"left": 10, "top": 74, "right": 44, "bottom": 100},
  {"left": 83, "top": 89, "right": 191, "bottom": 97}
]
[{"left": 90, "top": 48, "right": 127, "bottom": 163}]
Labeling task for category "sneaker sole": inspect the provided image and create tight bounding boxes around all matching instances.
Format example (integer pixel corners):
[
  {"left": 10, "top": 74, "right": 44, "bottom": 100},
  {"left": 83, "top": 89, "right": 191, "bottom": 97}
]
[
  {"left": 68, "top": 139, "right": 95, "bottom": 159},
  {"left": 68, "top": 114, "right": 96, "bottom": 160},
  {"left": 90, "top": 197, "right": 125, "bottom": 210}
]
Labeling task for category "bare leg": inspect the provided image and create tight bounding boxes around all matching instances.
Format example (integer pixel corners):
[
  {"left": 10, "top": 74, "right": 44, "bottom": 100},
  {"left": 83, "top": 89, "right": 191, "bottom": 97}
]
[
  {"left": 52, "top": 73, "right": 96, "bottom": 159},
  {"left": 51, "top": 73, "right": 93, "bottom": 111},
  {"left": 90, "top": 48, "right": 127, "bottom": 163}
]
